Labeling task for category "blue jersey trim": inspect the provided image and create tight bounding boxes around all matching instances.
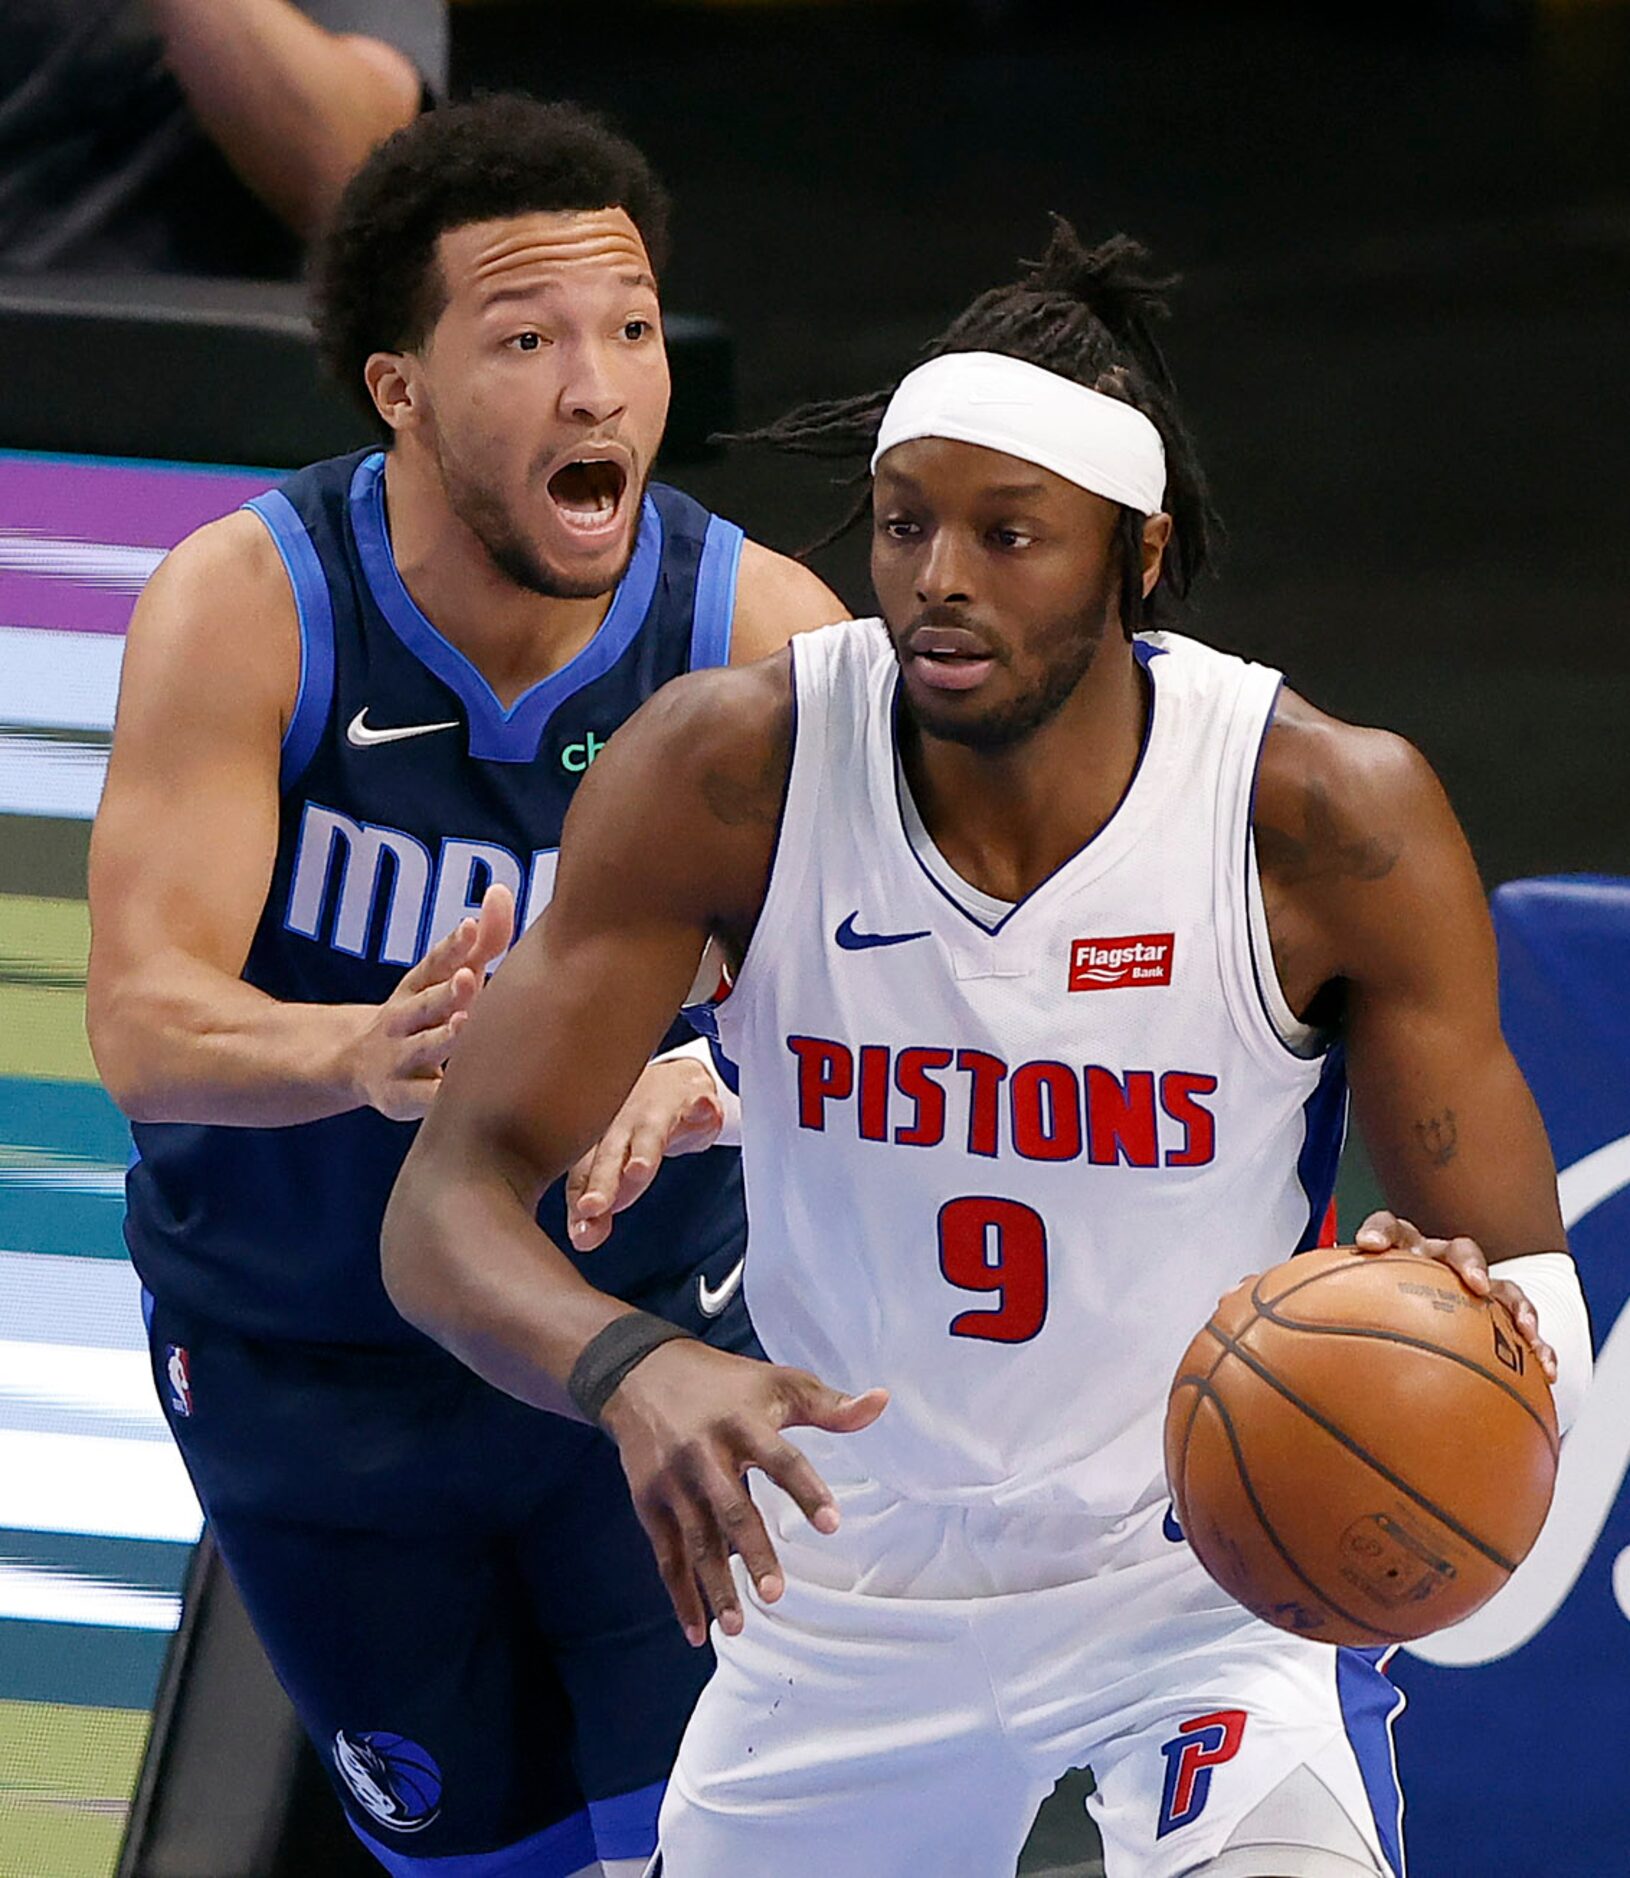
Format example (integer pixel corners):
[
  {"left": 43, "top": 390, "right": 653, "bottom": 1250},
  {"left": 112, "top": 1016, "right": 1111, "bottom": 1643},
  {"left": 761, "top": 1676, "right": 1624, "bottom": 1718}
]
[
  {"left": 348, "top": 451, "right": 664, "bottom": 765},
  {"left": 1293, "top": 1042, "right": 1349, "bottom": 1251},
  {"left": 679, "top": 1004, "right": 741, "bottom": 1096},
  {"left": 689, "top": 515, "right": 745, "bottom": 671},
  {"left": 350, "top": 1805, "right": 597, "bottom": 1877},
  {"left": 587, "top": 1777, "right": 665, "bottom": 1861},
  {"left": 1336, "top": 1646, "right": 1407, "bottom": 1876},
  {"left": 245, "top": 488, "right": 336, "bottom": 792}
]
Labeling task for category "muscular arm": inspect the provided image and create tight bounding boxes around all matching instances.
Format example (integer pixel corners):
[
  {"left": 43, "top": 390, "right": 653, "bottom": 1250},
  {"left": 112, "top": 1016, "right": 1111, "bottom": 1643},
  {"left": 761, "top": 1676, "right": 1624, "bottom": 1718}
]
[
  {"left": 149, "top": 0, "right": 424, "bottom": 240},
  {"left": 1256, "top": 693, "right": 1566, "bottom": 1261},
  {"left": 384, "top": 655, "right": 887, "bottom": 1644},
  {"left": 381, "top": 656, "right": 791, "bottom": 1405},
  {"left": 86, "top": 515, "right": 494, "bottom": 1127}
]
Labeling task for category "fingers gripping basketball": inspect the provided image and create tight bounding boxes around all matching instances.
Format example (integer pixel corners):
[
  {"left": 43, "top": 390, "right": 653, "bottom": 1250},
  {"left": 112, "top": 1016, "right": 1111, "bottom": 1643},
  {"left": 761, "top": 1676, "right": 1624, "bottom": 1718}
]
[{"left": 1164, "top": 1247, "right": 1559, "bottom": 1646}]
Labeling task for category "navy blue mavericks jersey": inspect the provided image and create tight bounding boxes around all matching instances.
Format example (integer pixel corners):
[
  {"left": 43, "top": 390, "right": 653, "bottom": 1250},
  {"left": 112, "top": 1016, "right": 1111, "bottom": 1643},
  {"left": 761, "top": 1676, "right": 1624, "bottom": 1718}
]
[{"left": 125, "top": 448, "right": 749, "bottom": 1346}]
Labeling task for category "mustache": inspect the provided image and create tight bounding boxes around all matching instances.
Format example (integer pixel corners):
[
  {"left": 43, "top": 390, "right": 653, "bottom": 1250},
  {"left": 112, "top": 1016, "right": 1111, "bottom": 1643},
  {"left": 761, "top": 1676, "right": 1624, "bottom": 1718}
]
[{"left": 900, "top": 605, "right": 1008, "bottom": 659}]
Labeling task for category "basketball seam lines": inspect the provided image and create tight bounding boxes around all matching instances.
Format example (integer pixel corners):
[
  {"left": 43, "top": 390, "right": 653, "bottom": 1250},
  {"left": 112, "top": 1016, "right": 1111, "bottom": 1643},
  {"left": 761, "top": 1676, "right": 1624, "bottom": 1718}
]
[
  {"left": 1178, "top": 1376, "right": 1400, "bottom": 1642},
  {"left": 1205, "top": 1321, "right": 1520, "bottom": 1575},
  {"left": 1250, "top": 1259, "right": 1559, "bottom": 1456}
]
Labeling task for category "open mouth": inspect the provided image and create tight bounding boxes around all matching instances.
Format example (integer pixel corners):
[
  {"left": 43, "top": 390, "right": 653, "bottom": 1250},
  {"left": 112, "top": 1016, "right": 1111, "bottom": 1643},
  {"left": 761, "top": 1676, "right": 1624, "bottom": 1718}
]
[
  {"left": 906, "top": 623, "right": 999, "bottom": 693},
  {"left": 546, "top": 457, "right": 629, "bottom": 538}
]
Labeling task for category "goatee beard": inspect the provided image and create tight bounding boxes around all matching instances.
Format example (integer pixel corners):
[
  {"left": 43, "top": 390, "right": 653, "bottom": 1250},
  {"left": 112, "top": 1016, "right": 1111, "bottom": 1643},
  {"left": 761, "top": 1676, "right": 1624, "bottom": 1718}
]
[{"left": 438, "top": 439, "right": 642, "bottom": 600}]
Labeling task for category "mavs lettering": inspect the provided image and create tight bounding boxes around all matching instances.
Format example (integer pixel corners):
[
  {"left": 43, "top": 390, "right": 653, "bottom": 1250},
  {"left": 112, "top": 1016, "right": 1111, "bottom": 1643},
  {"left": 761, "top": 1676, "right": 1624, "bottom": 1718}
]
[
  {"left": 786, "top": 1034, "right": 1219, "bottom": 1167},
  {"left": 284, "top": 801, "right": 559, "bottom": 966}
]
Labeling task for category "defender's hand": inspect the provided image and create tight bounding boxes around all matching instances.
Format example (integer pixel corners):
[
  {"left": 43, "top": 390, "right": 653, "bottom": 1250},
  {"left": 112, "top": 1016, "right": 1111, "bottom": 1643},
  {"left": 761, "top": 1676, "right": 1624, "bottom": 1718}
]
[
  {"left": 1354, "top": 1210, "right": 1557, "bottom": 1382},
  {"left": 354, "top": 885, "right": 515, "bottom": 1120},
  {"left": 566, "top": 1056, "right": 726, "bottom": 1251},
  {"left": 600, "top": 1339, "right": 888, "bottom": 1645}
]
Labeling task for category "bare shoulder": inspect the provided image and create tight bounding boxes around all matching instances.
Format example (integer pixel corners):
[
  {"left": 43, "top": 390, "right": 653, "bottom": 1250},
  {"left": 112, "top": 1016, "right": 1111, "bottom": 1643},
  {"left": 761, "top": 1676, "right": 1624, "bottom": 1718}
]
[
  {"left": 1254, "top": 687, "right": 1454, "bottom": 891},
  {"left": 123, "top": 509, "right": 299, "bottom": 725},
  {"left": 728, "top": 539, "right": 850, "bottom": 663}
]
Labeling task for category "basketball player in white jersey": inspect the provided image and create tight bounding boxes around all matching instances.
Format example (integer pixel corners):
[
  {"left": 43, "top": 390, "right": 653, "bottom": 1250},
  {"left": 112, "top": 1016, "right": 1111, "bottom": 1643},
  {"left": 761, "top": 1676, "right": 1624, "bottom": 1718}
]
[{"left": 382, "top": 227, "right": 1592, "bottom": 1876}]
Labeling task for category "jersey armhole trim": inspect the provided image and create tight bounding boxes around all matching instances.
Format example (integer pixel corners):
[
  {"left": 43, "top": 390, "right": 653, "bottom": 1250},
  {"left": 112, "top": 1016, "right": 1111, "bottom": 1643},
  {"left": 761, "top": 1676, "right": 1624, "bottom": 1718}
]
[
  {"left": 689, "top": 515, "right": 746, "bottom": 671},
  {"left": 1231, "top": 676, "right": 1337, "bottom": 1074},
  {"left": 245, "top": 489, "right": 335, "bottom": 794},
  {"left": 710, "top": 648, "right": 810, "bottom": 1034}
]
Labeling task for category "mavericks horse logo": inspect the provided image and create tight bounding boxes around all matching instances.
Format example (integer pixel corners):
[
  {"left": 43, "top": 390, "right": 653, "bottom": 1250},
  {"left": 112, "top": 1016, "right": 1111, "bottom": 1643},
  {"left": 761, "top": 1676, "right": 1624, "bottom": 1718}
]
[{"left": 333, "top": 1730, "right": 443, "bottom": 1833}]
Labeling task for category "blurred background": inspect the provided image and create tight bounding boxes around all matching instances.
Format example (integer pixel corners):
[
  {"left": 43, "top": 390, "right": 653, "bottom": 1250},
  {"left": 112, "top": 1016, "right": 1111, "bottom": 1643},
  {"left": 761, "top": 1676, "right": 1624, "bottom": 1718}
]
[{"left": 2, "top": 1, "right": 1627, "bottom": 1874}]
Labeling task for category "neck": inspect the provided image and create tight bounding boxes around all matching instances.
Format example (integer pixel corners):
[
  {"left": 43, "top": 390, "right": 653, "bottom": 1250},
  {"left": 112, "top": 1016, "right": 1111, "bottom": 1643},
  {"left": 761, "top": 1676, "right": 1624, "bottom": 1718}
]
[
  {"left": 381, "top": 447, "right": 616, "bottom": 709},
  {"left": 900, "top": 638, "right": 1150, "bottom": 904}
]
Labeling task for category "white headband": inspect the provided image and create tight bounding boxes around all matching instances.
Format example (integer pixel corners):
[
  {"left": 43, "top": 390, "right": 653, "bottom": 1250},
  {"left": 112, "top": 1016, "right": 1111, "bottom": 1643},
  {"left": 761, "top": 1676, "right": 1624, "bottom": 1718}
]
[{"left": 870, "top": 351, "right": 1167, "bottom": 514}]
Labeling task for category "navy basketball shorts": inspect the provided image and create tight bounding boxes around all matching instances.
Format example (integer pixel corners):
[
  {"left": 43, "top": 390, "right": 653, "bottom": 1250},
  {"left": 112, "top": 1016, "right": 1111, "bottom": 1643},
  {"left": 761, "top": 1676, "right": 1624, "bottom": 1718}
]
[{"left": 144, "top": 1269, "right": 755, "bottom": 1877}]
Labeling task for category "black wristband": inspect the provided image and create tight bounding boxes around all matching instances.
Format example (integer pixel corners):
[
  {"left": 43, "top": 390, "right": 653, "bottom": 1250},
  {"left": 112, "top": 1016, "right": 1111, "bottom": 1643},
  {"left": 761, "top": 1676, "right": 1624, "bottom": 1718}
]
[{"left": 568, "top": 1312, "right": 695, "bottom": 1423}]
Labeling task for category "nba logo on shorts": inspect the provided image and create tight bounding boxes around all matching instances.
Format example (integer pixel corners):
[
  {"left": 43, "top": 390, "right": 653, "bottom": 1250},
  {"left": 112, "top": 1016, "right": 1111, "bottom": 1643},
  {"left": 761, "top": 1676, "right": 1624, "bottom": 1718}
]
[
  {"left": 165, "top": 1345, "right": 192, "bottom": 1418},
  {"left": 1156, "top": 1708, "right": 1247, "bottom": 1838}
]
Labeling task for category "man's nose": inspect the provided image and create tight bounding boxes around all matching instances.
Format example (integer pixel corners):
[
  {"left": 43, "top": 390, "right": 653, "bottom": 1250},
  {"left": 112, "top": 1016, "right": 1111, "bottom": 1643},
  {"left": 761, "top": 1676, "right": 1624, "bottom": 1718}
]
[
  {"left": 557, "top": 340, "right": 626, "bottom": 427},
  {"left": 915, "top": 530, "right": 975, "bottom": 607}
]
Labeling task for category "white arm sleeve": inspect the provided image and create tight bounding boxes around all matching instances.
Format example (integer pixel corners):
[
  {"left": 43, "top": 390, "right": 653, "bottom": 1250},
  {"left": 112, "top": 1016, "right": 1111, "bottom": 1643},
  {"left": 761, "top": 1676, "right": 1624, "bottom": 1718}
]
[
  {"left": 652, "top": 1036, "right": 742, "bottom": 1150},
  {"left": 1491, "top": 1250, "right": 1593, "bottom": 1436}
]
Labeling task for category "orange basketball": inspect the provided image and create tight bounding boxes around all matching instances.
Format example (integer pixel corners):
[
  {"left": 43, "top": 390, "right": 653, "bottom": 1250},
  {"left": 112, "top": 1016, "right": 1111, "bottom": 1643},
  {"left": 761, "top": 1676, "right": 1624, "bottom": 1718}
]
[{"left": 1164, "top": 1246, "right": 1559, "bottom": 1646}]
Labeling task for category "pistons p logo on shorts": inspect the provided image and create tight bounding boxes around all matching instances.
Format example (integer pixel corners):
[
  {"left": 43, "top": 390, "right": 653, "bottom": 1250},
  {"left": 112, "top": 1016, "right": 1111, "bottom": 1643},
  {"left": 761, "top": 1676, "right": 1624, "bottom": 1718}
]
[
  {"left": 1156, "top": 1708, "right": 1247, "bottom": 1838},
  {"left": 164, "top": 1345, "right": 193, "bottom": 1418}
]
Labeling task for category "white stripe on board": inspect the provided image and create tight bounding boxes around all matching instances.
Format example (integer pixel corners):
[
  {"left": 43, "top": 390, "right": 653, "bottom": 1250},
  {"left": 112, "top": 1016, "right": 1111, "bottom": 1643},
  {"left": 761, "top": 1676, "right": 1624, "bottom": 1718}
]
[
  {"left": 0, "top": 1339, "right": 170, "bottom": 1432},
  {"left": 0, "top": 1557, "right": 181, "bottom": 1631},
  {"left": 0, "top": 1428, "right": 201, "bottom": 1544},
  {"left": 0, "top": 624, "right": 126, "bottom": 731},
  {"left": 0, "top": 1164, "right": 126, "bottom": 1198},
  {"left": 0, "top": 1248, "right": 149, "bottom": 1353},
  {"left": 0, "top": 730, "right": 108, "bottom": 819},
  {"left": 0, "top": 530, "right": 165, "bottom": 594}
]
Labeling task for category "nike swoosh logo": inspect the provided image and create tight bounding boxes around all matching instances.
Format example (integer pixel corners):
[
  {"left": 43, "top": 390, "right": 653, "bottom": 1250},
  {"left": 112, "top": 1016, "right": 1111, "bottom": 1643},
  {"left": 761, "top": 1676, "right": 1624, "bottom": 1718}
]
[
  {"left": 835, "top": 912, "right": 931, "bottom": 952},
  {"left": 1405, "top": 1130, "right": 1630, "bottom": 1668},
  {"left": 346, "top": 708, "right": 460, "bottom": 748},
  {"left": 697, "top": 1254, "right": 746, "bottom": 1319}
]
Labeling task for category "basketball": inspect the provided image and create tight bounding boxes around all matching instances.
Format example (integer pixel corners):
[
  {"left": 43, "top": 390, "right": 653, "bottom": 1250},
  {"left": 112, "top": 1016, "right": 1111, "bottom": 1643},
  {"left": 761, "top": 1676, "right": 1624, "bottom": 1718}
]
[{"left": 1164, "top": 1246, "right": 1559, "bottom": 1647}]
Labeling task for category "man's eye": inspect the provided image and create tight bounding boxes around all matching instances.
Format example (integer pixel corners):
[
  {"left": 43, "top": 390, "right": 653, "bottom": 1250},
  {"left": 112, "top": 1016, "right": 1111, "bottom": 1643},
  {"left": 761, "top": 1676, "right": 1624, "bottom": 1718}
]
[
  {"left": 993, "top": 528, "right": 1034, "bottom": 549},
  {"left": 509, "top": 332, "right": 544, "bottom": 352},
  {"left": 623, "top": 319, "right": 651, "bottom": 342},
  {"left": 881, "top": 518, "right": 919, "bottom": 540}
]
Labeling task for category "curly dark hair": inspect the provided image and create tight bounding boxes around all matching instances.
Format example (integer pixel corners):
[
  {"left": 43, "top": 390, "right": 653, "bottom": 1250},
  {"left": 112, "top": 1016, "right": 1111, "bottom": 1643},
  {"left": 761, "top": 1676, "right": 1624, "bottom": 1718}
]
[
  {"left": 731, "top": 220, "right": 1218, "bottom": 637},
  {"left": 312, "top": 96, "right": 672, "bottom": 424}
]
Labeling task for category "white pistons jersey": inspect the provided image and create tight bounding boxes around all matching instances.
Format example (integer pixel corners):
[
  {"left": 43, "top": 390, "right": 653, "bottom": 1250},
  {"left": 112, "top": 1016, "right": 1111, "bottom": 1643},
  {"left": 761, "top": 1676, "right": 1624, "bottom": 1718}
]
[{"left": 710, "top": 617, "right": 1347, "bottom": 1522}]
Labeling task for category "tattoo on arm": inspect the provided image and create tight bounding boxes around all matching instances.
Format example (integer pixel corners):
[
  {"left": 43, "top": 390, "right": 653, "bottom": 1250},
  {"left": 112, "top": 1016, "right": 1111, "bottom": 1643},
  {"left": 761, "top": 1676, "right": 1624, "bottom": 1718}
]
[
  {"left": 1412, "top": 1107, "right": 1459, "bottom": 1168},
  {"left": 1256, "top": 776, "right": 1399, "bottom": 885},
  {"left": 698, "top": 700, "right": 792, "bottom": 830}
]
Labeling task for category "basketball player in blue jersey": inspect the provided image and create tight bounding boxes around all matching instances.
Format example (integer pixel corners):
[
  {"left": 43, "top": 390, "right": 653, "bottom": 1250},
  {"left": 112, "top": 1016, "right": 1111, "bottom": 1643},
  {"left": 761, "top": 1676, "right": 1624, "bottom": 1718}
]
[
  {"left": 85, "top": 98, "right": 849, "bottom": 1878},
  {"left": 385, "top": 224, "right": 1596, "bottom": 1878}
]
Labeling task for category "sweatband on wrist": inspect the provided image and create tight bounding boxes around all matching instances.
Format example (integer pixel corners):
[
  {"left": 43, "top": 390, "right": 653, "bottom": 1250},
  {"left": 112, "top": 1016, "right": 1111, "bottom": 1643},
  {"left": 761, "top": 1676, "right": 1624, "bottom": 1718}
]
[
  {"left": 1492, "top": 1250, "right": 1593, "bottom": 1436},
  {"left": 568, "top": 1313, "right": 694, "bottom": 1424},
  {"left": 653, "top": 1036, "right": 742, "bottom": 1149},
  {"left": 871, "top": 351, "right": 1168, "bottom": 513}
]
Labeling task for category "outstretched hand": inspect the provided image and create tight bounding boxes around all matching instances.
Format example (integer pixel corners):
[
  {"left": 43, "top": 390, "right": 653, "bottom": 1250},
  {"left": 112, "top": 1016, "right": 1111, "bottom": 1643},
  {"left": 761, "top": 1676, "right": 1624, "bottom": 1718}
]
[
  {"left": 600, "top": 1339, "right": 888, "bottom": 1645},
  {"left": 355, "top": 884, "right": 516, "bottom": 1120},
  {"left": 1353, "top": 1209, "right": 1557, "bottom": 1383},
  {"left": 567, "top": 1054, "right": 727, "bottom": 1251}
]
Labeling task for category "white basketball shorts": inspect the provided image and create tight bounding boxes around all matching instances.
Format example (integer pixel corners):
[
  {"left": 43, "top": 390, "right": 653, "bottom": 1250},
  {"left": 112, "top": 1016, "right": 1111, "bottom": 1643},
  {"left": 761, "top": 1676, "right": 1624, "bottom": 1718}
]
[{"left": 654, "top": 1470, "right": 1405, "bottom": 1877}]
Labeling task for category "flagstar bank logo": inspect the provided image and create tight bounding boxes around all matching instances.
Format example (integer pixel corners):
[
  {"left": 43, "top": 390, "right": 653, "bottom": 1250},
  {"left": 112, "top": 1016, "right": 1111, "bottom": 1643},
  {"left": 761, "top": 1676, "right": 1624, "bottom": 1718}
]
[{"left": 1068, "top": 932, "right": 1174, "bottom": 992}]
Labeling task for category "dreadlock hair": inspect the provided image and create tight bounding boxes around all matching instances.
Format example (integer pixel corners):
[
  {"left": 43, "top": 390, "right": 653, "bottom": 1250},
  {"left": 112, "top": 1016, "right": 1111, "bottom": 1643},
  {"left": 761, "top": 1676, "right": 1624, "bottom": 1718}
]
[{"left": 731, "top": 221, "right": 1217, "bottom": 638}]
